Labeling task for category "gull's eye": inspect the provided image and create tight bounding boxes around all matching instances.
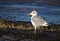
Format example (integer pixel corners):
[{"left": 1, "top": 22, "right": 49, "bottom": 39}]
[{"left": 32, "top": 11, "right": 36, "bottom": 14}]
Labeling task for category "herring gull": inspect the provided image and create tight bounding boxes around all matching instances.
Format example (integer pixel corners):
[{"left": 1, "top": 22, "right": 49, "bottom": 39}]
[{"left": 28, "top": 10, "right": 48, "bottom": 33}]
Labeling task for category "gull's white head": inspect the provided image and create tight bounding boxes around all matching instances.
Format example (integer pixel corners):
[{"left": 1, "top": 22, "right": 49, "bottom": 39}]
[{"left": 28, "top": 10, "right": 38, "bottom": 16}]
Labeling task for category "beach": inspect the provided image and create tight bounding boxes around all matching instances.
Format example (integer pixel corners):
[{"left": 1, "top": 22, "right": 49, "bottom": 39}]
[
  {"left": 0, "top": 20, "right": 60, "bottom": 41},
  {"left": 0, "top": 0, "right": 60, "bottom": 41}
]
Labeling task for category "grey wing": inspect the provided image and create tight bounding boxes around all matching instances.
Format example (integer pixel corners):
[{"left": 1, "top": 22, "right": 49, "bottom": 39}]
[{"left": 32, "top": 16, "right": 47, "bottom": 26}]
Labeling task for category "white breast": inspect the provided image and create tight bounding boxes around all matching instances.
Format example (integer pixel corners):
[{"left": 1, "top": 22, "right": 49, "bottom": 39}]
[
  {"left": 31, "top": 20, "right": 36, "bottom": 27},
  {"left": 31, "top": 16, "right": 36, "bottom": 27}
]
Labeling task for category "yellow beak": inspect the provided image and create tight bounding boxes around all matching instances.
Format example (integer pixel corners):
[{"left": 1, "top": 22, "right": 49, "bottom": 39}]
[{"left": 28, "top": 14, "right": 32, "bottom": 16}]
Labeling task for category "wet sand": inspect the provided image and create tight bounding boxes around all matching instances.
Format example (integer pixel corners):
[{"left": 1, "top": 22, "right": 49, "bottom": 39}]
[{"left": 0, "top": 20, "right": 60, "bottom": 41}]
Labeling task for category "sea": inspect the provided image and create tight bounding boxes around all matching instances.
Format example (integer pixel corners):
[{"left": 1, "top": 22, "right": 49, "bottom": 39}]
[{"left": 0, "top": 3, "right": 60, "bottom": 24}]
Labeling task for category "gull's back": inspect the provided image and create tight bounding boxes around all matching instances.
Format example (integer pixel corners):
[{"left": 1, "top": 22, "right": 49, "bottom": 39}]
[{"left": 31, "top": 16, "right": 48, "bottom": 27}]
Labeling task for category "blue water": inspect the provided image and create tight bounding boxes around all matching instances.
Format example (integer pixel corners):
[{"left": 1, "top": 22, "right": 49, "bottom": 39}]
[{"left": 0, "top": 3, "right": 60, "bottom": 24}]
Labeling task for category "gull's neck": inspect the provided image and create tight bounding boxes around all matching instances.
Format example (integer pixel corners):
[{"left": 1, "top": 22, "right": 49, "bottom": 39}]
[{"left": 31, "top": 15, "right": 37, "bottom": 20}]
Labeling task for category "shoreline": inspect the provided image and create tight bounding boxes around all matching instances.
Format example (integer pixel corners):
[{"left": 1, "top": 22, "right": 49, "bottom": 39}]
[
  {"left": 0, "top": 19, "right": 60, "bottom": 32},
  {"left": 0, "top": 19, "right": 60, "bottom": 41}
]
